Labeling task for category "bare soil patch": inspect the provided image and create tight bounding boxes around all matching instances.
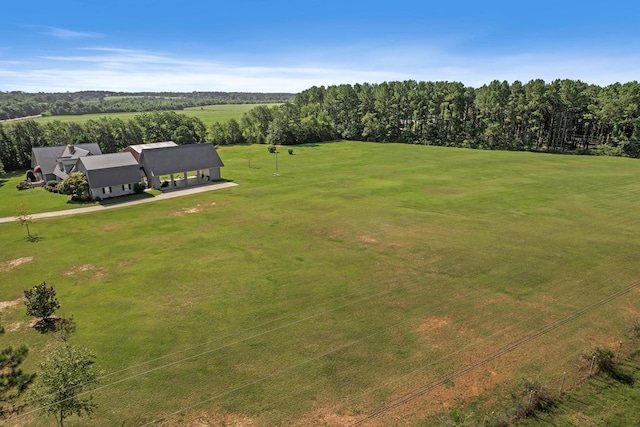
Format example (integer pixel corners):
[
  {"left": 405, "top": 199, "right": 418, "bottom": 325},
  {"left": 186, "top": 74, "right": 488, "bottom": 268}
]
[
  {"left": 358, "top": 235, "right": 378, "bottom": 243},
  {"left": 416, "top": 316, "right": 450, "bottom": 332},
  {"left": 0, "top": 299, "right": 22, "bottom": 312},
  {"left": 296, "top": 409, "right": 359, "bottom": 427},
  {"left": 157, "top": 411, "right": 255, "bottom": 427},
  {"left": 6, "top": 321, "right": 23, "bottom": 332},
  {"left": 173, "top": 204, "right": 209, "bottom": 216},
  {"left": 63, "top": 264, "right": 106, "bottom": 280},
  {"left": 0, "top": 257, "right": 34, "bottom": 272}
]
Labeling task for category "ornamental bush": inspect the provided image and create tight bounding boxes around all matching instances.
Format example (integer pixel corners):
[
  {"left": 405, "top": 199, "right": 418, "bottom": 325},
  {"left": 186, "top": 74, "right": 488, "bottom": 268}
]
[
  {"left": 133, "top": 182, "right": 146, "bottom": 194},
  {"left": 16, "top": 181, "right": 31, "bottom": 190}
]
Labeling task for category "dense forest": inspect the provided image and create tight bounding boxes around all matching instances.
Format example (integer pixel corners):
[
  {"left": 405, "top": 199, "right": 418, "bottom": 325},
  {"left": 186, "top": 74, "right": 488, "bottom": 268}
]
[
  {"left": 0, "top": 91, "right": 294, "bottom": 120},
  {"left": 283, "top": 79, "right": 640, "bottom": 156},
  {"left": 1, "top": 79, "right": 640, "bottom": 173}
]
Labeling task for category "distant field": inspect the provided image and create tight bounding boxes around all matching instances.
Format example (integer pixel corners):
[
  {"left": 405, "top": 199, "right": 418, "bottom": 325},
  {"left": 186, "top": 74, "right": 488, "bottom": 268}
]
[
  {"left": 2, "top": 142, "right": 640, "bottom": 426},
  {"left": 31, "top": 104, "right": 273, "bottom": 127}
]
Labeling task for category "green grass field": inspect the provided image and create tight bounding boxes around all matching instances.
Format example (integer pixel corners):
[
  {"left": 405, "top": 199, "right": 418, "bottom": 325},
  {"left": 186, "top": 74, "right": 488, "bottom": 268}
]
[
  {"left": 31, "top": 104, "right": 271, "bottom": 127},
  {"left": 2, "top": 142, "right": 640, "bottom": 426}
]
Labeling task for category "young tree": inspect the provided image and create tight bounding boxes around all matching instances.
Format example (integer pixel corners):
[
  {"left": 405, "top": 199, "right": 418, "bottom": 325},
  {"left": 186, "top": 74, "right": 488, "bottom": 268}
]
[
  {"left": 24, "top": 282, "right": 60, "bottom": 324},
  {"left": 15, "top": 201, "right": 34, "bottom": 241},
  {"left": 54, "top": 316, "right": 77, "bottom": 343},
  {"left": 29, "top": 345, "right": 101, "bottom": 427},
  {"left": 58, "top": 172, "right": 89, "bottom": 201}
]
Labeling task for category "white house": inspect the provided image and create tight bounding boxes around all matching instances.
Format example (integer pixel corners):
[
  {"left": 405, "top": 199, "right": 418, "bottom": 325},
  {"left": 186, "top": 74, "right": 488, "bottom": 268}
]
[{"left": 75, "top": 152, "right": 142, "bottom": 200}]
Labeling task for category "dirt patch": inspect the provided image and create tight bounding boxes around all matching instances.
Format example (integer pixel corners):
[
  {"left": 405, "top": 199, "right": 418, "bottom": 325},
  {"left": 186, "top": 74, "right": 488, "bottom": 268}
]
[
  {"left": 157, "top": 411, "right": 255, "bottom": 427},
  {"left": 358, "top": 235, "right": 378, "bottom": 244},
  {"left": 315, "top": 411, "right": 359, "bottom": 426},
  {"left": 183, "top": 207, "right": 203, "bottom": 214},
  {"left": 0, "top": 299, "right": 22, "bottom": 312},
  {"left": 64, "top": 264, "right": 94, "bottom": 275},
  {"left": 63, "top": 264, "right": 106, "bottom": 280},
  {"left": 417, "top": 316, "right": 450, "bottom": 332},
  {"left": 295, "top": 409, "right": 359, "bottom": 427},
  {"left": 0, "top": 257, "right": 34, "bottom": 272},
  {"left": 173, "top": 204, "right": 206, "bottom": 217},
  {"left": 6, "top": 322, "right": 23, "bottom": 332}
]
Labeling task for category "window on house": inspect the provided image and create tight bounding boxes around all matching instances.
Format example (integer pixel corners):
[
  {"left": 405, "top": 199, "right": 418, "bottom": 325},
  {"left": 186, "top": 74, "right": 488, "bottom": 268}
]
[
  {"left": 103, "top": 187, "right": 112, "bottom": 194},
  {"left": 122, "top": 184, "right": 131, "bottom": 191}
]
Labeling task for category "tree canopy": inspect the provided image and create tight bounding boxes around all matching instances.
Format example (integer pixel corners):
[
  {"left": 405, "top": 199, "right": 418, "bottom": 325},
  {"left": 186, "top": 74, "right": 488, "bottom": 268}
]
[
  {"left": 3, "top": 80, "right": 640, "bottom": 172},
  {"left": 58, "top": 172, "right": 89, "bottom": 201},
  {"left": 29, "top": 344, "right": 101, "bottom": 427},
  {"left": 24, "top": 282, "right": 60, "bottom": 323}
]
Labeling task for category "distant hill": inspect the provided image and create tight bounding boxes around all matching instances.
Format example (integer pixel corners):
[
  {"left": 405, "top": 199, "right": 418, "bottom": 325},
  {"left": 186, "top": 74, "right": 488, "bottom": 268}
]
[{"left": 0, "top": 91, "right": 295, "bottom": 121}]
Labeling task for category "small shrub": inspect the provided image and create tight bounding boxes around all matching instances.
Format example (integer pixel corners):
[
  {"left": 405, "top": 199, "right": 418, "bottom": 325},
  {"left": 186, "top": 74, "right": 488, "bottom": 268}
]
[
  {"left": 16, "top": 181, "right": 31, "bottom": 190},
  {"left": 628, "top": 320, "right": 640, "bottom": 339},
  {"left": 288, "top": 148, "right": 293, "bottom": 155},
  {"left": 160, "top": 181, "right": 169, "bottom": 188},
  {"left": 506, "top": 379, "right": 557, "bottom": 423},
  {"left": 26, "top": 170, "right": 36, "bottom": 182},
  {"left": 267, "top": 144, "right": 277, "bottom": 153},
  {"left": 589, "top": 346, "right": 633, "bottom": 384},
  {"left": 133, "top": 182, "right": 146, "bottom": 194},
  {"left": 44, "top": 180, "right": 58, "bottom": 192},
  {"left": 593, "top": 347, "right": 616, "bottom": 373}
]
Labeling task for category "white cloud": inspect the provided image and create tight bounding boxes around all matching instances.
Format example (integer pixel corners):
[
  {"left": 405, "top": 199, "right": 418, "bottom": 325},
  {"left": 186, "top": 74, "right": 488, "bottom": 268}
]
[
  {"left": 39, "top": 26, "right": 103, "bottom": 40},
  {"left": 0, "top": 47, "right": 405, "bottom": 92},
  {"left": 1, "top": 45, "right": 639, "bottom": 93}
]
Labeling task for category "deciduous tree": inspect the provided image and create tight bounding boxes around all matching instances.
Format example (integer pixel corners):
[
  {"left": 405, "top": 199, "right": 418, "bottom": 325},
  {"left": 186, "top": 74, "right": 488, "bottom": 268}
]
[
  {"left": 29, "top": 345, "right": 101, "bottom": 427},
  {"left": 24, "top": 282, "right": 60, "bottom": 324},
  {"left": 15, "top": 201, "right": 34, "bottom": 241},
  {"left": 58, "top": 172, "right": 89, "bottom": 201}
]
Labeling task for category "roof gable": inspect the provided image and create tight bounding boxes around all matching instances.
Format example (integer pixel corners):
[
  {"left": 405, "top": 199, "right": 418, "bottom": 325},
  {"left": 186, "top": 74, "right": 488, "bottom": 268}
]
[
  {"left": 77, "top": 152, "right": 141, "bottom": 188},
  {"left": 32, "top": 143, "right": 102, "bottom": 174},
  {"left": 139, "top": 143, "right": 224, "bottom": 176}
]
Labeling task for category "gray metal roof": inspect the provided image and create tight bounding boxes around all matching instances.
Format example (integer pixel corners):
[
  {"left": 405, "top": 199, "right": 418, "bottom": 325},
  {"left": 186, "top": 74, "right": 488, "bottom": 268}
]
[
  {"left": 78, "top": 152, "right": 141, "bottom": 189},
  {"left": 79, "top": 152, "right": 138, "bottom": 170},
  {"left": 32, "top": 143, "right": 101, "bottom": 174},
  {"left": 139, "top": 143, "right": 224, "bottom": 177}
]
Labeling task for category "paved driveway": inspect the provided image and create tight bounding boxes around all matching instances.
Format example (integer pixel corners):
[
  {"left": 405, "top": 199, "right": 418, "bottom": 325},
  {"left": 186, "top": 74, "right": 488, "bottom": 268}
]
[{"left": 0, "top": 181, "right": 238, "bottom": 224}]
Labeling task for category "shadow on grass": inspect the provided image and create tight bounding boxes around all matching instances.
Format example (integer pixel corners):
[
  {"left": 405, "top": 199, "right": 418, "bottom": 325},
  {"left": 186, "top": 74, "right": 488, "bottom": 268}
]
[
  {"left": 25, "top": 234, "right": 44, "bottom": 243},
  {"left": 99, "top": 191, "right": 156, "bottom": 206},
  {"left": 158, "top": 179, "right": 236, "bottom": 193},
  {"left": 65, "top": 198, "right": 97, "bottom": 207},
  {"left": 33, "top": 317, "right": 58, "bottom": 334},
  {"left": 604, "top": 364, "right": 635, "bottom": 385}
]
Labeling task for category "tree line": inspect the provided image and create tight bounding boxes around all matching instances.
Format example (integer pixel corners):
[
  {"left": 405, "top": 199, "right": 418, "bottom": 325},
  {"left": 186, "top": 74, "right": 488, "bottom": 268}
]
[
  {"left": 2, "top": 79, "right": 640, "bottom": 173},
  {"left": 210, "top": 79, "right": 640, "bottom": 158},
  {"left": 0, "top": 91, "right": 294, "bottom": 121},
  {"left": 290, "top": 79, "right": 640, "bottom": 156},
  {"left": 0, "top": 112, "right": 209, "bottom": 171}
]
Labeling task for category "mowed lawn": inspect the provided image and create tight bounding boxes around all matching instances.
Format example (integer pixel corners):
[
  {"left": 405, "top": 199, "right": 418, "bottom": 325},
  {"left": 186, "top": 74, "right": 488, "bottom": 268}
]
[
  {"left": 2, "top": 142, "right": 640, "bottom": 426},
  {"left": 30, "top": 103, "right": 270, "bottom": 127}
]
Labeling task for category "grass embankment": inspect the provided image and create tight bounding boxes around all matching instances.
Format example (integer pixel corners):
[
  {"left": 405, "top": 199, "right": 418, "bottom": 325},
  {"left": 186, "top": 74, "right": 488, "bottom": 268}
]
[
  {"left": 1, "top": 142, "right": 640, "bottom": 426},
  {"left": 514, "top": 352, "right": 640, "bottom": 426},
  {"left": 31, "top": 103, "right": 268, "bottom": 127}
]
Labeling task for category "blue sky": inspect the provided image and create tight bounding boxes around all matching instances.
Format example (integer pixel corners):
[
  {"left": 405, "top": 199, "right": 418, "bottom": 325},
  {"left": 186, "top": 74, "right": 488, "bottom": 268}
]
[{"left": 1, "top": 0, "right": 639, "bottom": 92}]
